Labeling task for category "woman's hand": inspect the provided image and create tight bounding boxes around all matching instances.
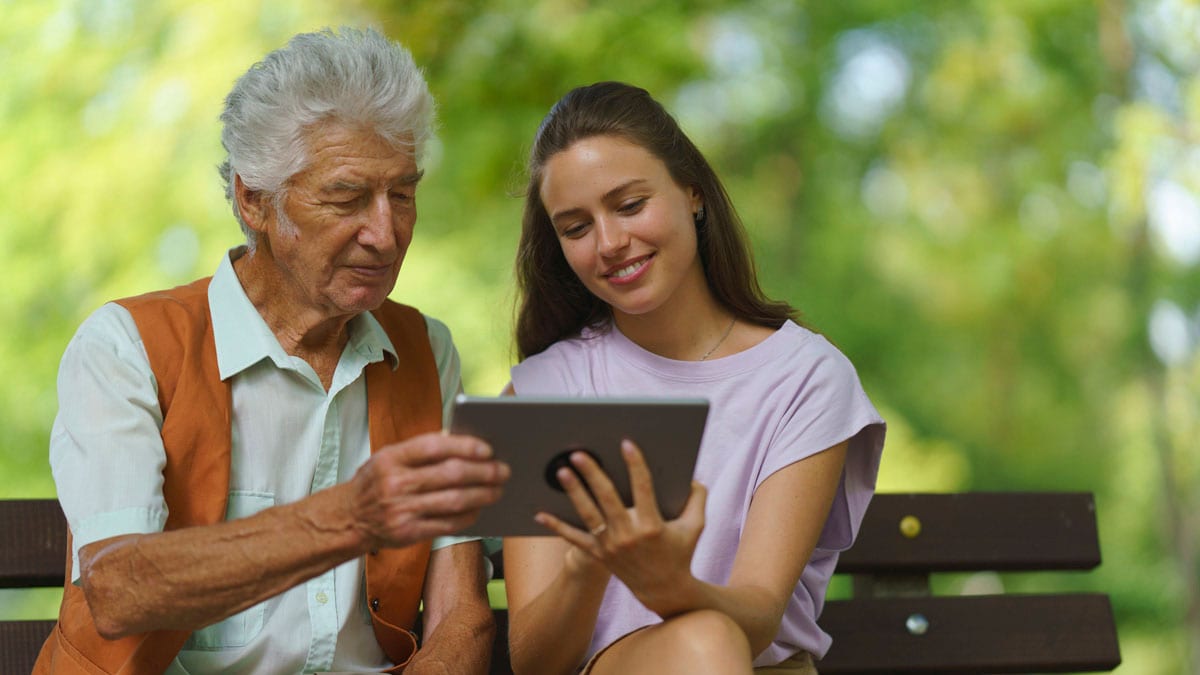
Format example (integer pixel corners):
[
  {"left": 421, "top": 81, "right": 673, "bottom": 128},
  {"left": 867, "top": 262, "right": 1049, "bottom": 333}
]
[{"left": 534, "top": 439, "right": 707, "bottom": 617}]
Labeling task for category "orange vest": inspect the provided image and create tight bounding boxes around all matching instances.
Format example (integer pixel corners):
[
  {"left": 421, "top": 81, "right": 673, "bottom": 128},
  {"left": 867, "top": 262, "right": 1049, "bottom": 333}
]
[{"left": 35, "top": 277, "right": 442, "bottom": 674}]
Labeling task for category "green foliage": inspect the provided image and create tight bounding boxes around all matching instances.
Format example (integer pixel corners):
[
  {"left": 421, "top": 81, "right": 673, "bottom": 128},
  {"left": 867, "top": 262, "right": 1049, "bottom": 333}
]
[{"left": 2, "top": 0, "right": 1197, "bottom": 672}]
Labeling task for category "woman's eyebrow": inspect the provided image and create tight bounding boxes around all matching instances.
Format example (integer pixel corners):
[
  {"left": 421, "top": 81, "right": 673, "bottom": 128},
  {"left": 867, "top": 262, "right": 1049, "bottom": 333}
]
[{"left": 549, "top": 179, "right": 650, "bottom": 223}]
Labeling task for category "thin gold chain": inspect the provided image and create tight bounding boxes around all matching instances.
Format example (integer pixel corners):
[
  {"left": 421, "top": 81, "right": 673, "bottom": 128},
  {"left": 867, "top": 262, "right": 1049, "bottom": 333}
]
[{"left": 700, "top": 318, "right": 736, "bottom": 361}]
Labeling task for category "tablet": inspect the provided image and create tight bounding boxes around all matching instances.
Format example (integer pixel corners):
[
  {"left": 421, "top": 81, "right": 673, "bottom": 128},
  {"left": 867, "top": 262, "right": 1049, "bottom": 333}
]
[{"left": 448, "top": 395, "right": 709, "bottom": 537}]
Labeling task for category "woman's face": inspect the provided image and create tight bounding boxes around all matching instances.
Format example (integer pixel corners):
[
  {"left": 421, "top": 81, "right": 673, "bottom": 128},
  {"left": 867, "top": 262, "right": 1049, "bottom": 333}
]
[{"left": 539, "top": 135, "right": 705, "bottom": 321}]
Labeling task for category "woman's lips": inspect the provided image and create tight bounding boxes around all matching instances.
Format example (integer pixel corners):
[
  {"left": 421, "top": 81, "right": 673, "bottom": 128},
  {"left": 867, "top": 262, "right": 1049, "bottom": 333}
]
[{"left": 604, "top": 254, "right": 653, "bottom": 285}]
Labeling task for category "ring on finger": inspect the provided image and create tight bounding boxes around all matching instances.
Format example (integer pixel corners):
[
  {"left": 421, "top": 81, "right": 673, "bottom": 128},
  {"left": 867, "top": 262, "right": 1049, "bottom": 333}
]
[{"left": 590, "top": 523, "right": 607, "bottom": 537}]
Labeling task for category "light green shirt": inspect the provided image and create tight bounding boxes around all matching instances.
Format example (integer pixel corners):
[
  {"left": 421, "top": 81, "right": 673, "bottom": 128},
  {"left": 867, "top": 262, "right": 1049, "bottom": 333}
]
[{"left": 50, "top": 248, "right": 474, "bottom": 673}]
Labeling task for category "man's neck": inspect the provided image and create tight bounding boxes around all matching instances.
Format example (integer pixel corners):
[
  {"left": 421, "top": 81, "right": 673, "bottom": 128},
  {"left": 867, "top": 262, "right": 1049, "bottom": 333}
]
[{"left": 233, "top": 248, "right": 352, "bottom": 389}]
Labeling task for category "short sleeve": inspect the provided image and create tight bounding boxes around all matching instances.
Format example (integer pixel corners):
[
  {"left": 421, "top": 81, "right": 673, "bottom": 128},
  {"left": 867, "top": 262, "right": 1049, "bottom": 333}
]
[
  {"left": 424, "top": 314, "right": 464, "bottom": 428},
  {"left": 49, "top": 303, "right": 171, "bottom": 582},
  {"left": 510, "top": 344, "right": 579, "bottom": 396},
  {"left": 757, "top": 338, "right": 885, "bottom": 552}
]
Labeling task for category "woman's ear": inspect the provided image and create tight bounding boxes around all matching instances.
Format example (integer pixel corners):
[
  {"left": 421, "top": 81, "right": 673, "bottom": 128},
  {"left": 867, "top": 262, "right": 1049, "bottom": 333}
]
[
  {"left": 689, "top": 186, "right": 704, "bottom": 215},
  {"left": 234, "top": 174, "right": 270, "bottom": 235}
]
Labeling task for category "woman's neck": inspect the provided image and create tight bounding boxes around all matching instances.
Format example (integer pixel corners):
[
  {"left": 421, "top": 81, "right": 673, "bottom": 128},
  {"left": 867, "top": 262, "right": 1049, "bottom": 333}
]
[{"left": 612, "top": 282, "right": 734, "bottom": 361}]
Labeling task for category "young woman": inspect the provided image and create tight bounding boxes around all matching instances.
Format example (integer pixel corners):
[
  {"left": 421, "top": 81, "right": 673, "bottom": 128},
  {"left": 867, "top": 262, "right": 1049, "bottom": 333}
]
[{"left": 503, "top": 81, "right": 886, "bottom": 675}]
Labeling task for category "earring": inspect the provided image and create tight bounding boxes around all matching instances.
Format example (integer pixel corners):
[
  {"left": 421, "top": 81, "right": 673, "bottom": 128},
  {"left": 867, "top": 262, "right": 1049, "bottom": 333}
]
[{"left": 693, "top": 205, "right": 706, "bottom": 224}]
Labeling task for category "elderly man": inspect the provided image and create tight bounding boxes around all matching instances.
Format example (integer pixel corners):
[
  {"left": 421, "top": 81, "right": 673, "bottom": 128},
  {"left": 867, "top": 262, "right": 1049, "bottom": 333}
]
[{"left": 36, "top": 28, "right": 508, "bottom": 674}]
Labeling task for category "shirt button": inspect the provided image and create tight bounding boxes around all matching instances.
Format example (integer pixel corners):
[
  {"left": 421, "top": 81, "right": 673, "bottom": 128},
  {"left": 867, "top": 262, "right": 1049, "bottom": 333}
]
[
  {"left": 315, "top": 591, "right": 329, "bottom": 605},
  {"left": 371, "top": 597, "right": 380, "bottom": 611}
]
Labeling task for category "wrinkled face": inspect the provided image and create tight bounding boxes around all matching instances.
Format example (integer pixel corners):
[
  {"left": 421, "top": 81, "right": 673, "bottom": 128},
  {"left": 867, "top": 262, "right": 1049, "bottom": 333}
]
[
  {"left": 539, "top": 135, "right": 704, "bottom": 320},
  {"left": 263, "top": 121, "right": 421, "bottom": 317}
]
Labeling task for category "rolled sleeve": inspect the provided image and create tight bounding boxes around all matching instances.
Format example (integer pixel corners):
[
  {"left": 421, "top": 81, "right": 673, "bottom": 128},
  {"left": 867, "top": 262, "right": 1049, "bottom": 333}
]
[{"left": 49, "top": 303, "right": 172, "bottom": 583}]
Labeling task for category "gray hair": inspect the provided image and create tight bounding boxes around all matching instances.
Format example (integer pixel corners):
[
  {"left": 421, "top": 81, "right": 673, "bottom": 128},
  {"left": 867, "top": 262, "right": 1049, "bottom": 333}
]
[{"left": 218, "top": 27, "right": 436, "bottom": 249}]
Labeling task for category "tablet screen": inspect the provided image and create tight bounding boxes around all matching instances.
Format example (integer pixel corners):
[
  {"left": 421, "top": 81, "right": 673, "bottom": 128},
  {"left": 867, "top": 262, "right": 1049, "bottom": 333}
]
[{"left": 448, "top": 395, "right": 709, "bottom": 537}]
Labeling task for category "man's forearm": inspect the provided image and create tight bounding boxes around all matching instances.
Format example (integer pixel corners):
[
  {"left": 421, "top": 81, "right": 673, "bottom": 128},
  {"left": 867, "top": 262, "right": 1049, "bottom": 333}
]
[
  {"left": 80, "top": 482, "right": 367, "bottom": 639},
  {"left": 405, "top": 597, "right": 495, "bottom": 675},
  {"left": 406, "top": 541, "right": 496, "bottom": 674}
]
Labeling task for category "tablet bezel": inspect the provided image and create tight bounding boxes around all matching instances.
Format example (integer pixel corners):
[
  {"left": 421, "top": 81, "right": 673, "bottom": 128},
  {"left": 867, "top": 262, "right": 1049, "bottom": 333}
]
[{"left": 448, "top": 395, "right": 709, "bottom": 537}]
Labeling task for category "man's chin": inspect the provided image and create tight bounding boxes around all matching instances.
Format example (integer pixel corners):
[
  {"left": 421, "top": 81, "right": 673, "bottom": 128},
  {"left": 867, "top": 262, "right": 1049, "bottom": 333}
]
[{"left": 336, "top": 287, "right": 395, "bottom": 315}]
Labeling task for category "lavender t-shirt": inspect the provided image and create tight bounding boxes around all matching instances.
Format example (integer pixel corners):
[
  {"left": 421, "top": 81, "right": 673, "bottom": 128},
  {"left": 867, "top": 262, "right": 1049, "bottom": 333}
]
[{"left": 509, "top": 320, "right": 886, "bottom": 666}]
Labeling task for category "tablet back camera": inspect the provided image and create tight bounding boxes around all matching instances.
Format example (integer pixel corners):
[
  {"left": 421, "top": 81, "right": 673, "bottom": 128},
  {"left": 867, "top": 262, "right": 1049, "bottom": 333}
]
[{"left": 545, "top": 447, "right": 604, "bottom": 500}]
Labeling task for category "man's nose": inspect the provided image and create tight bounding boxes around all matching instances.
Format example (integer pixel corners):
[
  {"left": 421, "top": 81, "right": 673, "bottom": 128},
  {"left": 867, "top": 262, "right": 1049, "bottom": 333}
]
[{"left": 358, "top": 195, "right": 398, "bottom": 251}]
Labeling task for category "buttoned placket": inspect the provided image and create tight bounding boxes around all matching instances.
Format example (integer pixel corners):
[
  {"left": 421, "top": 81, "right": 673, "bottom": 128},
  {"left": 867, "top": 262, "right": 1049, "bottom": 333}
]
[{"left": 299, "top": 348, "right": 374, "bottom": 674}]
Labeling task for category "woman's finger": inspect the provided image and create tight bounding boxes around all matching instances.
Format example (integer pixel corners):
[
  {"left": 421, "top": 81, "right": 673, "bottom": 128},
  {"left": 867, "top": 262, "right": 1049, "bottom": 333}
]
[
  {"left": 621, "top": 439, "right": 662, "bottom": 519},
  {"left": 556, "top": 465, "right": 607, "bottom": 531},
  {"left": 534, "top": 510, "right": 597, "bottom": 552},
  {"left": 679, "top": 480, "right": 708, "bottom": 531},
  {"left": 569, "top": 450, "right": 629, "bottom": 521}
]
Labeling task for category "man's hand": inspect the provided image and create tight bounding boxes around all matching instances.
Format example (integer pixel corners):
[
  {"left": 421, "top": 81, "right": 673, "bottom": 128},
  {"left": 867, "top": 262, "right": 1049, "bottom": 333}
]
[{"left": 349, "top": 432, "right": 510, "bottom": 549}]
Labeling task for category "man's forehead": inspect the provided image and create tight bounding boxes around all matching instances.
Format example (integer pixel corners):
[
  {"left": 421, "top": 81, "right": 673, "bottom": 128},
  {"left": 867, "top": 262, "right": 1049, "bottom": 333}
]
[{"left": 300, "top": 120, "right": 418, "bottom": 167}]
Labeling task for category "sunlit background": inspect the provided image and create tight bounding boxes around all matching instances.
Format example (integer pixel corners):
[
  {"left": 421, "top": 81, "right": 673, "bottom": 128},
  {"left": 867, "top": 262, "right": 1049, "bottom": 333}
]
[{"left": 2, "top": 0, "right": 1198, "bottom": 672}]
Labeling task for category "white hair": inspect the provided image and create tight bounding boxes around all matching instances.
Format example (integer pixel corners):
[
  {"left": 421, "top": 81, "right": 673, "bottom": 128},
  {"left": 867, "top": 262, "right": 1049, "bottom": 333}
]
[{"left": 218, "top": 27, "right": 436, "bottom": 250}]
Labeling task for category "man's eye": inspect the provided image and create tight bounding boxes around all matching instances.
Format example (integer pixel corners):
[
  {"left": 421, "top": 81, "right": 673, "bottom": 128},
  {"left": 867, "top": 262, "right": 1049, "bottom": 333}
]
[{"left": 330, "top": 196, "right": 364, "bottom": 210}]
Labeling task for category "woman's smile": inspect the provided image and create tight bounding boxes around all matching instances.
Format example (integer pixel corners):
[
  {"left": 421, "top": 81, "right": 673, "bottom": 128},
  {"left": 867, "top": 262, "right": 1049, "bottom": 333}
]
[{"left": 605, "top": 254, "right": 654, "bottom": 284}]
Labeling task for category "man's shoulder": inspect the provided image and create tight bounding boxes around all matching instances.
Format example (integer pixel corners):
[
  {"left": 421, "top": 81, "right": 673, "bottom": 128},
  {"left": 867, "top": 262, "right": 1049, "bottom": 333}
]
[{"left": 114, "top": 277, "right": 213, "bottom": 315}]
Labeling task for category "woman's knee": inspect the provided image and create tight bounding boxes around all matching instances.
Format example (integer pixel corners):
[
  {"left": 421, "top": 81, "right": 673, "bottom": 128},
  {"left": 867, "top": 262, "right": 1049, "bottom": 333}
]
[
  {"left": 666, "top": 609, "right": 752, "bottom": 664},
  {"left": 591, "top": 610, "right": 753, "bottom": 675}
]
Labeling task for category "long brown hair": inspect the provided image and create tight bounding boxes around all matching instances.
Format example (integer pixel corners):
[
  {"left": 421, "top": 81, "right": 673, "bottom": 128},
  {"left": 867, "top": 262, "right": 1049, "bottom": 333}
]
[{"left": 515, "top": 81, "right": 798, "bottom": 360}]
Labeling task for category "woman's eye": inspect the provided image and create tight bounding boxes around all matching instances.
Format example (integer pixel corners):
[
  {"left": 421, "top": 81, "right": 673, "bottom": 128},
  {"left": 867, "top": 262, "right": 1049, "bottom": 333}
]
[
  {"left": 561, "top": 222, "right": 590, "bottom": 239},
  {"left": 618, "top": 198, "right": 646, "bottom": 214}
]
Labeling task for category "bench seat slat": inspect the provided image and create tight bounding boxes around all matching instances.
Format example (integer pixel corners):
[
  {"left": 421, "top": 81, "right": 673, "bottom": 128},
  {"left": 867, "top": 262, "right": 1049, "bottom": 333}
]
[
  {"left": 838, "top": 493, "right": 1102, "bottom": 573},
  {"left": 0, "top": 619, "right": 56, "bottom": 675},
  {"left": 816, "top": 593, "right": 1121, "bottom": 674}
]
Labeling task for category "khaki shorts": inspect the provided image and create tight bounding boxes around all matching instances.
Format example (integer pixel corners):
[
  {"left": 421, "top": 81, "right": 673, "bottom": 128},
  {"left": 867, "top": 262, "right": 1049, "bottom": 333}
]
[
  {"left": 579, "top": 627, "right": 817, "bottom": 674},
  {"left": 755, "top": 652, "right": 817, "bottom": 674}
]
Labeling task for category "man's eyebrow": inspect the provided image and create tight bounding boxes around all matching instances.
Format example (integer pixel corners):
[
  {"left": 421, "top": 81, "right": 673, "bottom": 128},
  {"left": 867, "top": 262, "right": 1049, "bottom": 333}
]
[
  {"left": 395, "top": 170, "right": 425, "bottom": 186},
  {"left": 321, "top": 171, "right": 425, "bottom": 194},
  {"left": 324, "top": 181, "right": 367, "bottom": 193},
  {"left": 549, "top": 178, "right": 648, "bottom": 224}
]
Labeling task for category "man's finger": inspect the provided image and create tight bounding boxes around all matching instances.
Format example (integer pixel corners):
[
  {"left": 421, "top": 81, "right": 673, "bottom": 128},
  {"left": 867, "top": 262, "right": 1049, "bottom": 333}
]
[
  {"left": 381, "top": 457, "right": 510, "bottom": 495},
  {"left": 380, "top": 432, "right": 493, "bottom": 467}
]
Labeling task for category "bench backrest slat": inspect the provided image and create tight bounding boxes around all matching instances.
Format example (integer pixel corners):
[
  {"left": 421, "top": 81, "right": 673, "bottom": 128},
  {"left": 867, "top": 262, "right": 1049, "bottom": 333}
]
[
  {"left": 838, "top": 492, "right": 1102, "bottom": 573},
  {"left": 0, "top": 499, "right": 66, "bottom": 588}
]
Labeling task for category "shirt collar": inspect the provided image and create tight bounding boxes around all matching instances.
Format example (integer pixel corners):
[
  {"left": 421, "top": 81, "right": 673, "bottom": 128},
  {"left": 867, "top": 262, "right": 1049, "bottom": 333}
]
[{"left": 208, "top": 247, "right": 400, "bottom": 380}]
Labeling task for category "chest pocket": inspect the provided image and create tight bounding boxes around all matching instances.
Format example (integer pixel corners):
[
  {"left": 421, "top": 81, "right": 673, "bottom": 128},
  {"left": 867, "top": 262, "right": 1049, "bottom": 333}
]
[{"left": 181, "top": 491, "right": 274, "bottom": 650}]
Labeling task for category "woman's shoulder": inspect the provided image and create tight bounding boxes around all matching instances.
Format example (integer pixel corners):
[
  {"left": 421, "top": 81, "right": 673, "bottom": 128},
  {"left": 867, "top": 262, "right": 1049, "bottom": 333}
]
[
  {"left": 766, "top": 321, "right": 867, "bottom": 386},
  {"left": 510, "top": 328, "right": 609, "bottom": 395}
]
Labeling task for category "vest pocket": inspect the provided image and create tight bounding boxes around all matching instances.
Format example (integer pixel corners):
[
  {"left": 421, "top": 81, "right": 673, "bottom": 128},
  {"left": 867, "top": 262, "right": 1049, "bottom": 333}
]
[{"left": 182, "top": 491, "right": 274, "bottom": 650}]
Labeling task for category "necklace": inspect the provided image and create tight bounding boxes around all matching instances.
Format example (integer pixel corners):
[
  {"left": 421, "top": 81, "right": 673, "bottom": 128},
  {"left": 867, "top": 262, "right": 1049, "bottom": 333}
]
[{"left": 700, "top": 318, "right": 736, "bottom": 361}]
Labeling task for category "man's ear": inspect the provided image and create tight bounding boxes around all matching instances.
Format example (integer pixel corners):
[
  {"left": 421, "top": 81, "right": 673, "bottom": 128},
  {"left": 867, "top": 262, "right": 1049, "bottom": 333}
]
[{"left": 234, "top": 174, "right": 270, "bottom": 235}]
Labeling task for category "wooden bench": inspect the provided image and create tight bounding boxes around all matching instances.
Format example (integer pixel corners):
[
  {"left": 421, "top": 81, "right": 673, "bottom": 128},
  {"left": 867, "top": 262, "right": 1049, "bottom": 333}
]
[
  {"left": 812, "top": 492, "right": 1121, "bottom": 673},
  {"left": 2, "top": 493, "right": 1121, "bottom": 674}
]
